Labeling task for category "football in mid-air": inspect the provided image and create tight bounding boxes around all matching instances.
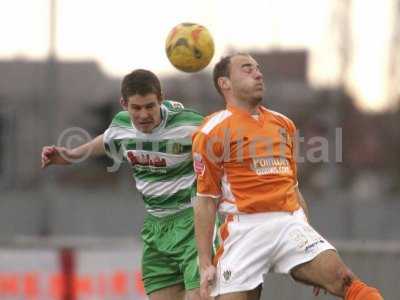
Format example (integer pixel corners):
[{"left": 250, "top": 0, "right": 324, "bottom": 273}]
[{"left": 165, "top": 23, "right": 214, "bottom": 73}]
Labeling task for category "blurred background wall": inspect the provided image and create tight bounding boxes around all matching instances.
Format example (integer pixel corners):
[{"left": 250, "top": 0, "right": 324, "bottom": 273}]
[{"left": 0, "top": 50, "right": 399, "bottom": 240}]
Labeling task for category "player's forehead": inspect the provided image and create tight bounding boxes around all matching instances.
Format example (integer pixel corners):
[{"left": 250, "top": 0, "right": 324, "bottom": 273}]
[
  {"left": 127, "top": 93, "right": 160, "bottom": 106},
  {"left": 230, "top": 54, "right": 259, "bottom": 69}
]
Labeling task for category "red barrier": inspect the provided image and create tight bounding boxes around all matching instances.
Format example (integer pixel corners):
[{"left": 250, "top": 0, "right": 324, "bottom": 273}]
[{"left": 0, "top": 271, "right": 145, "bottom": 299}]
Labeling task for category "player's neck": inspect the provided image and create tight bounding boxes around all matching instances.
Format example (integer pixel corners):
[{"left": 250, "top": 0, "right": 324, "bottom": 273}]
[{"left": 227, "top": 98, "right": 260, "bottom": 115}]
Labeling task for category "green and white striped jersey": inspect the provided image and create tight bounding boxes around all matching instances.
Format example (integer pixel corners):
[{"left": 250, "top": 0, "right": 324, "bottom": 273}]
[{"left": 103, "top": 100, "right": 203, "bottom": 217}]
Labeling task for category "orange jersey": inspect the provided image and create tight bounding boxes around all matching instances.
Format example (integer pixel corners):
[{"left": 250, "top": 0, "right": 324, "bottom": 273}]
[{"left": 192, "top": 104, "right": 300, "bottom": 214}]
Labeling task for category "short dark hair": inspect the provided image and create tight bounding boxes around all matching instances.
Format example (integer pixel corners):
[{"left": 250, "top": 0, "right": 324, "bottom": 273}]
[
  {"left": 213, "top": 53, "right": 248, "bottom": 95},
  {"left": 121, "top": 69, "right": 162, "bottom": 101},
  {"left": 213, "top": 55, "right": 232, "bottom": 95}
]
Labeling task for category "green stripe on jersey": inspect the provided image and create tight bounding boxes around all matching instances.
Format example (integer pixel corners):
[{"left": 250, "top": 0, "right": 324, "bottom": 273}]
[
  {"left": 143, "top": 183, "right": 196, "bottom": 209},
  {"left": 111, "top": 111, "right": 131, "bottom": 128},
  {"left": 165, "top": 109, "right": 203, "bottom": 128}
]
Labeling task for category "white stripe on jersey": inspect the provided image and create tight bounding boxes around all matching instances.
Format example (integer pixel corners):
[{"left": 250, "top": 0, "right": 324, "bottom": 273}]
[
  {"left": 221, "top": 172, "right": 235, "bottom": 201},
  {"left": 201, "top": 110, "right": 232, "bottom": 134},
  {"left": 104, "top": 125, "right": 197, "bottom": 142},
  {"left": 137, "top": 174, "right": 195, "bottom": 196},
  {"left": 265, "top": 107, "right": 293, "bottom": 124}
]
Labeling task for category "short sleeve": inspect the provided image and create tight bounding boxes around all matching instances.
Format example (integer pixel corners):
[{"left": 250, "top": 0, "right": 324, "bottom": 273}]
[
  {"left": 102, "top": 111, "right": 130, "bottom": 163},
  {"left": 102, "top": 128, "right": 123, "bottom": 163},
  {"left": 192, "top": 130, "right": 224, "bottom": 198},
  {"left": 103, "top": 127, "right": 113, "bottom": 156}
]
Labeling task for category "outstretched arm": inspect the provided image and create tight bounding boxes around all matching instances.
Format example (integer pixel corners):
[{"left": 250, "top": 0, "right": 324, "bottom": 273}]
[{"left": 41, "top": 134, "right": 105, "bottom": 168}]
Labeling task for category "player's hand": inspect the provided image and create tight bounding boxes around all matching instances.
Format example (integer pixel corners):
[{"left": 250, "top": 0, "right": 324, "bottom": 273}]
[
  {"left": 41, "top": 145, "right": 71, "bottom": 168},
  {"left": 200, "top": 265, "right": 216, "bottom": 299}
]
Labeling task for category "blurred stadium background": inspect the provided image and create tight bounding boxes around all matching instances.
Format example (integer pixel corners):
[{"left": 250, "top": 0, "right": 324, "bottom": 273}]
[{"left": 0, "top": 0, "right": 399, "bottom": 299}]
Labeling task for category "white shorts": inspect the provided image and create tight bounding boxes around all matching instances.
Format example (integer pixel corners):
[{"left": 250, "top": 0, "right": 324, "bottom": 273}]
[{"left": 211, "top": 208, "right": 335, "bottom": 297}]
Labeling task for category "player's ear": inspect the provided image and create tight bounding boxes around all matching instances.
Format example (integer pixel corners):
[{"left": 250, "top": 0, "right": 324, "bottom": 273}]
[
  {"left": 120, "top": 97, "right": 128, "bottom": 110},
  {"left": 218, "top": 77, "right": 231, "bottom": 92},
  {"left": 158, "top": 92, "right": 164, "bottom": 103}
]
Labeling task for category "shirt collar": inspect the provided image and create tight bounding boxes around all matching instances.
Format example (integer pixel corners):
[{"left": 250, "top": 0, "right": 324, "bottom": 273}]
[{"left": 227, "top": 103, "right": 265, "bottom": 116}]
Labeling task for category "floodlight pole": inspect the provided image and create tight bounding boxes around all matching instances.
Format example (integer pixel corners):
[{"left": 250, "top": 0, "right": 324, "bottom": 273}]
[
  {"left": 388, "top": 0, "right": 400, "bottom": 108},
  {"left": 49, "top": 0, "right": 57, "bottom": 60},
  {"left": 42, "top": 0, "right": 58, "bottom": 237}
]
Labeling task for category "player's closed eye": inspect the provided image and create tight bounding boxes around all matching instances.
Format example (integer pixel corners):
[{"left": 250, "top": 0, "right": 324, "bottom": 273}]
[
  {"left": 241, "top": 64, "right": 261, "bottom": 75},
  {"left": 242, "top": 65, "right": 253, "bottom": 73},
  {"left": 243, "top": 65, "right": 261, "bottom": 74}
]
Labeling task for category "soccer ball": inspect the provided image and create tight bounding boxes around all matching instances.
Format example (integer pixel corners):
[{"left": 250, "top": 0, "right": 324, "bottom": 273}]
[{"left": 165, "top": 23, "right": 214, "bottom": 73}]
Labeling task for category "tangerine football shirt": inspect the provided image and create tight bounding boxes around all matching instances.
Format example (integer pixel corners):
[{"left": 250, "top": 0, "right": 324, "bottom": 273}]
[{"left": 192, "top": 104, "right": 300, "bottom": 214}]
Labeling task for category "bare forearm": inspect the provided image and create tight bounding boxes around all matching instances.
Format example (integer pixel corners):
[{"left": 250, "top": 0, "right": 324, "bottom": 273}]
[
  {"left": 70, "top": 134, "right": 105, "bottom": 160},
  {"left": 42, "top": 134, "right": 106, "bottom": 168},
  {"left": 194, "top": 196, "right": 218, "bottom": 269}
]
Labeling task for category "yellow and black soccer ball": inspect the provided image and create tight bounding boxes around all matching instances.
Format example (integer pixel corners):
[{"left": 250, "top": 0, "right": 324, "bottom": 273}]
[{"left": 165, "top": 22, "right": 214, "bottom": 73}]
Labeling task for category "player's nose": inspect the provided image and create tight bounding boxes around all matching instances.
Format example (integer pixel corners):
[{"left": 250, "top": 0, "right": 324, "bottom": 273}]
[
  {"left": 138, "top": 109, "right": 150, "bottom": 120},
  {"left": 254, "top": 69, "right": 263, "bottom": 80}
]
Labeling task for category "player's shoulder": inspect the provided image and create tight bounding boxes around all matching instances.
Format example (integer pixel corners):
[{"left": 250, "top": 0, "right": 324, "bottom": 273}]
[
  {"left": 110, "top": 111, "right": 131, "bottom": 128},
  {"left": 262, "top": 107, "right": 296, "bottom": 131},
  {"left": 198, "top": 109, "right": 233, "bottom": 135},
  {"left": 165, "top": 102, "right": 204, "bottom": 129},
  {"left": 104, "top": 111, "right": 134, "bottom": 144}
]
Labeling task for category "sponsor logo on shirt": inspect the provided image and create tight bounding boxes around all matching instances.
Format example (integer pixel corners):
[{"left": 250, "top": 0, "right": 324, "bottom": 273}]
[
  {"left": 251, "top": 157, "right": 292, "bottom": 176},
  {"left": 171, "top": 143, "right": 183, "bottom": 154},
  {"left": 165, "top": 100, "right": 184, "bottom": 111},
  {"left": 127, "top": 151, "right": 166, "bottom": 167},
  {"left": 193, "top": 152, "right": 205, "bottom": 176}
]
